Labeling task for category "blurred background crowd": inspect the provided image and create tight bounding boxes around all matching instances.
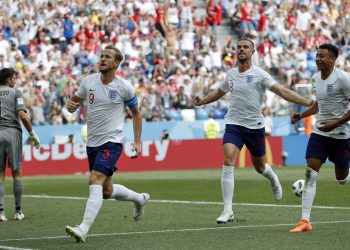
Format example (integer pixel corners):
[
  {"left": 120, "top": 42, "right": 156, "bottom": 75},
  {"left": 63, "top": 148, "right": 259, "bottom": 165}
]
[{"left": 0, "top": 0, "right": 349, "bottom": 129}]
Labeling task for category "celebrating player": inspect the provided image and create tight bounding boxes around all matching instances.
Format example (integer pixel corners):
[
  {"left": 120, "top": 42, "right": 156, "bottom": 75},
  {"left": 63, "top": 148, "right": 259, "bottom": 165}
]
[
  {"left": 65, "top": 45, "right": 150, "bottom": 242},
  {"left": 194, "top": 38, "right": 313, "bottom": 224},
  {"left": 0, "top": 68, "right": 40, "bottom": 222},
  {"left": 290, "top": 44, "right": 350, "bottom": 233}
]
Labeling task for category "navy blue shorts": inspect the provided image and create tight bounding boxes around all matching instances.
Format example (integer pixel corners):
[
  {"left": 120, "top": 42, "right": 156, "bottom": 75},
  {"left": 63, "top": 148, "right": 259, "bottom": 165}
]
[
  {"left": 86, "top": 142, "right": 123, "bottom": 176},
  {"left": 223, "top": 124, "right": 266, "bottom": 157},
  {"left": 306, "top": 133, "right": 350, "bottom": 168}
]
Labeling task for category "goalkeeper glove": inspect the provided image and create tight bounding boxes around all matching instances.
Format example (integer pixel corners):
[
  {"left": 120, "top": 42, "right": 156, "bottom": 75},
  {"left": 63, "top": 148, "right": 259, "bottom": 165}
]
[{"left": 29, "top": 131, "right": 40, "bottom": 149}]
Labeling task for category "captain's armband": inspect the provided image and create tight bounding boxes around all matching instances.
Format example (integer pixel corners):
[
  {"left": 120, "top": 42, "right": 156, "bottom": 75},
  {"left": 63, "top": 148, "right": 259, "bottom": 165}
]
[{"left": 125, "top": 96, "right": 138, "bottom": 109}]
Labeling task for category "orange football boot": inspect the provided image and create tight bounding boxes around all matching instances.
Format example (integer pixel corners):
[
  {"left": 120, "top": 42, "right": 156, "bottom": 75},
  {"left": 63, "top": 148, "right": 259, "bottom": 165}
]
[{"left": 289, "top": 219, "right": 313, "bottom": 233}]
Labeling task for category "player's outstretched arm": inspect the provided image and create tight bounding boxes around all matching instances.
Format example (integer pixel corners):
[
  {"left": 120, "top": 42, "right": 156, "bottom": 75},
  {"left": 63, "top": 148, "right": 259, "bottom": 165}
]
[
  {"left": 194, "top": 88, "right": 226, "bottom": 106},
  {"left": 18, "top": 109, "right": 40, "bottom": 149},
  {"left": 67, "top": 95, "right": 84, "bottom": 113},
  {"left": 270, "top": 84, "right": 313, "bottom": 107},
  {"left": 291, "top": 101, "right": 319, "bottom": 124},
  {"left": 130, "top": 106, "right": 142, "bottom": 158}
]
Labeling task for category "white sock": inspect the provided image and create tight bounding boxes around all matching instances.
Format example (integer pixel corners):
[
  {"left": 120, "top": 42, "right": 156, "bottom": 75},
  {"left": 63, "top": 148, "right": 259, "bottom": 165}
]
[
  {"left": 109, "top": 184, "right": 143, "bottom": 204},
  {"left": 261, "top": 163, "right": 279, "bottom": 185},
  {"left": 79, "top": 185, "right": 103, "bottom": 234},
  {"left": 301, "top": 167, "right": 318, "bottom": 221},
  {"left": 337, "top": 172, "right": 350, "bottom": 185},
  {"left": 221, "top": 165, "right": 234, "bottom": 212}
]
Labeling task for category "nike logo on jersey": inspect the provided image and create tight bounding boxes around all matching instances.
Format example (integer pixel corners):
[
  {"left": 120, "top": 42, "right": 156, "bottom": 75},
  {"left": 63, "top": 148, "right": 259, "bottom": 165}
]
[{"left": 89, "top": 89, "right": 96, "bottom": 92}]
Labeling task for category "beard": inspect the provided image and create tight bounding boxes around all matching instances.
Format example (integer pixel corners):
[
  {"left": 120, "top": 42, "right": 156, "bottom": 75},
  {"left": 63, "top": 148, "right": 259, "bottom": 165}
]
[
  {"left": 99, "top": 65, "right": 115, "bottom": 73},
  {"left": 237, "top": 57, "right": 248, "bottom": 63}
]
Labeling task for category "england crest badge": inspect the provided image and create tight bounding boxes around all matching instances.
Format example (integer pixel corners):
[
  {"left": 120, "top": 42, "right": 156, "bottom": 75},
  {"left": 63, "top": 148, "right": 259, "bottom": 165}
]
[
  {"left": 246, "top": 75, "right": 254, "bottom": 83},
  {"left": 108, "top": 90, "right": 117, "bottom": 100},
  {"left": 326, "top": 84, "right": 333, "bottom": 94}
]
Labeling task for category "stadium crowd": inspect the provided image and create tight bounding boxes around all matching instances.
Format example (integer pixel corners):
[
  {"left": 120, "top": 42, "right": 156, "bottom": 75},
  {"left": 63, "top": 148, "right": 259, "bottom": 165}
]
[{"left": 0, "top": 0, "right": 349, "bottom": 126}]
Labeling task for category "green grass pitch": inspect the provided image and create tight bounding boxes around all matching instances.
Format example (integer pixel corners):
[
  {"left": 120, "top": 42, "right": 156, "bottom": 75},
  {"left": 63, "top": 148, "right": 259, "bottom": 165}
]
[{"left": 0, "top": 166, "right": 349, "bottom": 249}]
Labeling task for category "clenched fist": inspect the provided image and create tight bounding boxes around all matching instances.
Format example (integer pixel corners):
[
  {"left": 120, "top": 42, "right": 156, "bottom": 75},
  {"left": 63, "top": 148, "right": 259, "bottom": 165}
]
[
  {"left": 194, "top": 96, "right": 203, "bottom": 106},
  {"left": 290, "top": 113, "right": 301, "bottom": 124},
  {"left": 67, "top": 100, "right": 80, "bottom": 113}
]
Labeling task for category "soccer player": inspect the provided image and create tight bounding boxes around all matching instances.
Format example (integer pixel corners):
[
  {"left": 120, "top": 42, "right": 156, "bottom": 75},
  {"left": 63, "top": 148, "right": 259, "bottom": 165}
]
[
  {"left": 289, "top": 44, "right": 350, "bottom": 233},
  {"left": 0, "top": 68, "right": 40, "bottom": 222},
  {"left": 65, "top": 45, "right": 150, "bottom": 243},
  {"left": 194, "top": 38, "right": 313, "bottom": 224}
]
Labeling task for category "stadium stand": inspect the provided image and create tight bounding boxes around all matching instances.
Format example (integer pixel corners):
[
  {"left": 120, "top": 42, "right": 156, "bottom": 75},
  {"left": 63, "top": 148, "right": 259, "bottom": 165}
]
[{"left": 0, "top": 0, "right": 349, "bottom": 134}]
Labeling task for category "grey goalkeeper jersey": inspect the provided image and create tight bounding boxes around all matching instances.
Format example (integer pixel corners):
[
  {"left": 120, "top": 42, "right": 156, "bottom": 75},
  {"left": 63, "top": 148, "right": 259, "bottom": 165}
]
[{"left": 0, "top": 86, "right": 27, "bottom": 131}]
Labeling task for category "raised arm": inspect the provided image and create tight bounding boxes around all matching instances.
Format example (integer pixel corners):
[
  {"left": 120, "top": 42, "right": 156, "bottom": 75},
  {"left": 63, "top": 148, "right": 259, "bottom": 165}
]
[
  {"left": 194, "top": 88, "right": 226, "bottom": 106},
  {"left": 270, "top": 83, "right": 313, "bottom": 107}
]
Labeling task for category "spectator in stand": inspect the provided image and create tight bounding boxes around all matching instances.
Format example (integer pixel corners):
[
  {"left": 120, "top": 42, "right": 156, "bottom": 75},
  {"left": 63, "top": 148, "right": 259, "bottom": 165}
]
[
  {"left": 240, "top": 1, "right": 254, "bottom": 36},
  {"left": 167, "top": 0, "right": 180, "bottom": 27},
  {"left": 140, "top": 98, "right": 153, "bottom": 122},
  {"left": 180, "top": 0, "right": 193, "bottom": 29},
  {"left": 155, "top": 0, "right": 167, "bottom": 37},
  {"left": 175, "top": 86, "right": 191, "bottom": 109},
  {"left": 151, "top": 95, "right": 167, "bottom": 121},
  {"left": 295, "top": 5, "right": 312, "bottom": 35},
  {"left": 206, "top": 0, "right": 220, "bottom": 34},
  {"left": 1, "top": 0, "right": 350, "bottom": 128},
  {"left": 229, "top": 3, "right": 242, "bottom": 35},
  {"left": 63, "top": 13, "right": 74, "bottom": 43}
]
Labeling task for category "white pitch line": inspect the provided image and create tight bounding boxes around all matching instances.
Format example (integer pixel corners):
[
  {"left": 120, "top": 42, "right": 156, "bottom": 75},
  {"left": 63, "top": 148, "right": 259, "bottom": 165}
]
[
  {"left": 1, "top": 220, "right": 350, "bottom": 243},
  {"left": 13, "top": 195, "right": 350, "bottom": 210},
  {"left": 0, "top": 245, "right": 36, "bottom": 250},
  {"left": 152, "top": 199, "right": 350, "bottom": 210}
]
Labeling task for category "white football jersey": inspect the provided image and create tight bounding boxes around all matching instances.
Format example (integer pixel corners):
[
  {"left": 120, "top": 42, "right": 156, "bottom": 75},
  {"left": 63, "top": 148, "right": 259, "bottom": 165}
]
[
  {"left": 312, "top": 68, "right": 350, "bottom": 139},
  {"left": 76, "top": 73, "right": 135, "bottom": 147},
  {"left": 219, "top": 65, "right": 276, "bottom": 129}
]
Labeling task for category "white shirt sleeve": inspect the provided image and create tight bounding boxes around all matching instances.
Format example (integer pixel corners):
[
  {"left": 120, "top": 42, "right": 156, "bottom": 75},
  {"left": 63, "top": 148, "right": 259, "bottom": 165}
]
[
  {"left": 219, "top": 71, "right": 231, "bottom": 93},
  {"left": 123, "top": 79, "right": 136, "bottom": 101},
  {"left": 260, "top": 69, "right": 276, "bottom": 90},
  {"left": 340, "top": 71, "right": 350, "bottom": 100},
  {"left": 76, "top": 77, "right": 88, "bottom": 99}
]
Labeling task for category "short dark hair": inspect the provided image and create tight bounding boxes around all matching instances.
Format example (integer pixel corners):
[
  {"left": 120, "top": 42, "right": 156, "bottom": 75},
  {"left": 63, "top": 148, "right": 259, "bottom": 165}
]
[
  {"left": 104, "top": 45, "right": 124, "bottom": 62},
  {"left": 0, "top": 68, "right": 16, "bottom": 85},
  {"left": 319, "top": 44, "right": 339, "bottom": 59},
  {"left": 238, "top": 37, "right": 255, "bottom": 48}
]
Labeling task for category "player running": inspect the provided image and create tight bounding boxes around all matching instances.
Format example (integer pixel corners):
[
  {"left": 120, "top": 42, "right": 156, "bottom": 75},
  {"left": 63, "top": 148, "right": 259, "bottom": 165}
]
[
  {"left": 65, "top": 45, "right": 149, "bottom": 242},
  {"left": 290, "top": 44, "right": 350, "bottom": 233},
  {"left": 194, "top": 37, "right": 313, "bottom": 224}
]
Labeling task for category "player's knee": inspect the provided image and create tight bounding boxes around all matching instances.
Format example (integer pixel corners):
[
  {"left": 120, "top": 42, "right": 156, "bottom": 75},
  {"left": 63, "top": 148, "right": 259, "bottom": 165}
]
[
  {"left": 11, "top": 169, "right": 22, "bottom": 180},
  {"left": 103, "top": 189, "right": 112, "bottom": 199},
  {"left": 88, "top": 171, "right": 105, "bottom": 185},
  {"left": 255, "top": 167, "right": 264, "bottom": 174},
  {"left": 223, "top": 160, "right": 234, "bottom": 166},
  {"left": 88, "top": 176, "right": 98, "bottom": 185},
  {"left": 224, "top": 156, "right": 234, "bottom": 166},
  {"left": 254, "top": 164, "right": 265, "bottom": 174}
]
